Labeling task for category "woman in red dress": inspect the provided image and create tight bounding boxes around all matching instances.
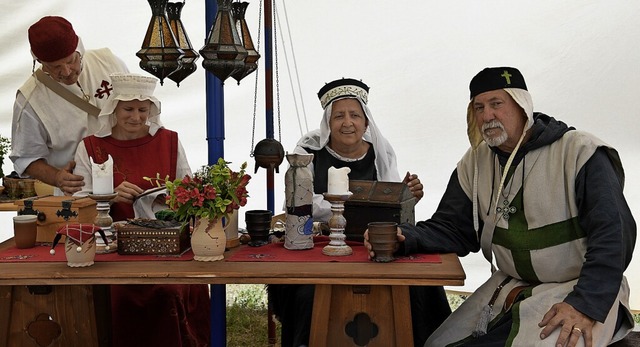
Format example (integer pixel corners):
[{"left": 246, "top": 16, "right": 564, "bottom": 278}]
[{"left": 74, "top": 73, "right": 209, "bottom": 347}]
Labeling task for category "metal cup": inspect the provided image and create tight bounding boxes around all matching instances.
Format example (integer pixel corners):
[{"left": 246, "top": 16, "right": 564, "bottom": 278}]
[
  {"left": 367, "top": 222, "right": 399, "bottom": 262},
  {"left": 13, "top": 215, "right": 38, "bottom": 249},
  {"left": 245, "top": 210, "right": 272, "bottom": 247}
]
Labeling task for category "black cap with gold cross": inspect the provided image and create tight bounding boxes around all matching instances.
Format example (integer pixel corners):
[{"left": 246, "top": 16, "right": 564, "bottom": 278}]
[{"left": 469, "top": 67, "right": 528, "bottom": 99}]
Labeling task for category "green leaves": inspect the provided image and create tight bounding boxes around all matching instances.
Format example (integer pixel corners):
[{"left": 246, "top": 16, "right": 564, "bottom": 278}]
[
  {"left": 144, "top": 157, "right": 251, "bottom": 222},
  {"left": 0, "top": 135, "right": 10, "bottom": 178}
]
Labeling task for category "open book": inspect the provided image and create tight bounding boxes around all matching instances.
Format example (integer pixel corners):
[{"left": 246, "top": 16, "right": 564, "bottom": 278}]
[{"left": 132, "top": 186, "right": 168, "bottom": 219}]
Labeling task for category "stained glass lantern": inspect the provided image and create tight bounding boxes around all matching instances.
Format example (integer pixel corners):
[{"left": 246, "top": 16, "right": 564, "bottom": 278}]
[
  {"left": 137, "top": 0, "right": 184, "bottom": 85},
  {"left": 231, "top": 2, "right": 260, "bottom": 84},
  {"left": 199, "top": 0, "right": 248, "bottom": 82},
  {"left": 166, "top": 1, "right": 199, "bottom": 87}
]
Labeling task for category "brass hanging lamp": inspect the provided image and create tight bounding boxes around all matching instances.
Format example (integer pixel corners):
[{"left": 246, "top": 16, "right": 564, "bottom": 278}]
[
  {"left": 166, "top": 1, "right": 200, "bottom": 87},
  {"left": 199, "top": 0, "right": 248, "bottom": 82},
  {"left": 137, "top": 0, "right": 185, "bottom": 85},
  {"left": 230, "top": 1, "right": 260, "bottom": 84}
]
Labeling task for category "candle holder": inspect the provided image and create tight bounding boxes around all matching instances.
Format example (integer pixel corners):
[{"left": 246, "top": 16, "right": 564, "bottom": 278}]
[
  {"left": 88, "top": 193, "right": 118, "bottom": 253},
  {"left": 322, "top": 192, "right": 353, "bottom": 256}
]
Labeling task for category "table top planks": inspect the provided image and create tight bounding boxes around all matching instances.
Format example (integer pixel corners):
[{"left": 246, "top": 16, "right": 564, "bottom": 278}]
[{"left": 0, "top": 238, "right": 465, "bottom": 287}]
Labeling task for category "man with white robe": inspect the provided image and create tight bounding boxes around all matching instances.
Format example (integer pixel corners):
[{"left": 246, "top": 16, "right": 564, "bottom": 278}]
[{"left": 366, "top": 67, "right": 636, "bottom": 347}]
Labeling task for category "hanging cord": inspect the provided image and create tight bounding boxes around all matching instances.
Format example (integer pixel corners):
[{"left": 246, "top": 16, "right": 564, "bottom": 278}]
[
  {"left": 249, "top": 0, "right": 264, "bottom": 157},
  {"left": 275, "top": 0, "right": 308, "bottom": 136},
  {"left": 272, "top": 0, "right": 282, "bottom": 143},
  {"left": 493, "top": 129, "right": 527, "bottom": 213},
  {"left": 282, "top": 0, "right": 308, "bottom": 134},
  {"left": 479, "top": 126, "right": 529, "bottom": 271}
]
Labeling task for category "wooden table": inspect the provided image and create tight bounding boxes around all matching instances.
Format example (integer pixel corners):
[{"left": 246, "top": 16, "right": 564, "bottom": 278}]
[
  {"left": 0, "top": 238, "right": 465, "bottom": 347},
  {"left": 0, "top": 202, "right": 18, "bottom": 212}
]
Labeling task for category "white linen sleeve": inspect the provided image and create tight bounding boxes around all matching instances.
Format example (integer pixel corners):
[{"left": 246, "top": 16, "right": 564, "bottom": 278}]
[
  {"left": 10, "top": 93, "right": 51, "bottom": 176},
  {"left": 175, "top": 139, "right": 192, "bottom": 178}
]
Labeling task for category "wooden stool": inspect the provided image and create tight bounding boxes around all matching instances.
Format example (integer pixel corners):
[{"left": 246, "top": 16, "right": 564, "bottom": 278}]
[
  {"left": 0, "top": 284, "right": 108, "bottom": 347},
  {"left": 309, "top": 284, "right": 413, "bottom": 347}
]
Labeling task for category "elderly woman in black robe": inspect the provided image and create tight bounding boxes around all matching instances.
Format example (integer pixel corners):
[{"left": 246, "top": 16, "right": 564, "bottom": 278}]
[{"left": 268, "top": 77, "right": 451, "bottom": 347}]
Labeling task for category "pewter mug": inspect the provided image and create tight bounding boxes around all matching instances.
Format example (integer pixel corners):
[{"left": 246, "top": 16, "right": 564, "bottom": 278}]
[
  {"left": 245, "top": 209, "right": 272, "bottom": 247},
  {"left": 367, "top": 221, "right": 399, "bottom": 262}
]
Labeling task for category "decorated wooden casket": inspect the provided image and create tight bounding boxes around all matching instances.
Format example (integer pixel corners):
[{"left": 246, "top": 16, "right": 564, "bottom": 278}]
[
  {"left": 343, "top": 180, "right": 416, "bottom": 242},
  {"left": 115, "top": 219, "right": 190, "bottom": 255},
  {"left": 15, "top": 196, "right": 97, "bottom": 243}
]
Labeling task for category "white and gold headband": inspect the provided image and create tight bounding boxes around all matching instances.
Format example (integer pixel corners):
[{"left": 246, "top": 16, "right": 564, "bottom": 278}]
[{"left": 317, "top": 78, "right": 369, "bottom": 109}]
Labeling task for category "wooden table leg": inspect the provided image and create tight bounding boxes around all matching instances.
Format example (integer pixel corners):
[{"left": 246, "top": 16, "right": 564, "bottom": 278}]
[
  {"left": 310, "top": 284, "right": 413, "bottom": 347},
  {"left": 92, "top": 285, "right": 112, "bottom": 347},
  {"left": 391, "top": 285, "right": 413, "bottom": 346},
  {"left": 3, "top": 285, "right": 100, "bottom": 347},
  {"left": 267, "top": 304, "right": 277, "bottom": 345},
  {"left": 0, "top": 286, "right": 12, "bottom": 347},
  {"left": 309, "top": 284, "right": 332, "bottom": 346}
]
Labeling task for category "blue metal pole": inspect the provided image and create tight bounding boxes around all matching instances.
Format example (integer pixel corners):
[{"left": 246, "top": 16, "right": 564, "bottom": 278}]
[
  {"left": 264, "top": 0, "right": 275, "bottom": 214},
  {"left": 206, "top": 2, "right": 225, "bottom": 163},
  {"left": 205, "top": 1, "right": 226, "bottom": 346}
]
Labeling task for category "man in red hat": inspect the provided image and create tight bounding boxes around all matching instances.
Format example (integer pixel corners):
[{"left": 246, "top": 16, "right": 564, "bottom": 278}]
[{"left": 10, "top": 16, "right": 128, "bottom": 196}]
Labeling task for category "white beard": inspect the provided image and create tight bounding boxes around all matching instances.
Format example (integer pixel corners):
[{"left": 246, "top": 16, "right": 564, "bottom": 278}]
[{"left": 482, "top": 120, "right": 508, "bottom": 147}]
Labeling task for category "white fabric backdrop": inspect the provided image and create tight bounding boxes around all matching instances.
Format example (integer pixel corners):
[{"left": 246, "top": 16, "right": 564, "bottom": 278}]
[{"left": 0, "top": 1, "right": 638, "bottom": 310}]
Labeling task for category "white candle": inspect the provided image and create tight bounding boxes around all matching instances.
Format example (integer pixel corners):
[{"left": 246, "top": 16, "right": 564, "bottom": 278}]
[
  {"left": 92, "top": 155, "right": 113, "bottom": 195},
  {"left": 327, "top": 166, "right": 351, "bottom": 194}
]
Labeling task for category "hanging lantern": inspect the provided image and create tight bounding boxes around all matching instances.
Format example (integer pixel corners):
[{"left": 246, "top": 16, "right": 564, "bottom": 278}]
[
  {"left": 137, "top": 0, "right": 184, "bottom": 85},
  {"left": 253, "top": 138, "right": 285, "bottom": 173},
  {"left": 199, "top": 0, "right": 248, "bottom": 82},
  {"left": 231, "top": 2, "right": 260, "bottom": 84},
  {"left": 166, "top": 1, "right": 199, "bottom": 87}
]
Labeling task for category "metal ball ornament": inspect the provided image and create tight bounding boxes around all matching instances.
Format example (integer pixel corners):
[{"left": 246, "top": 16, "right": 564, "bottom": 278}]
[{"left": 252, "top": 138, "right": 285, "bottom": 173}]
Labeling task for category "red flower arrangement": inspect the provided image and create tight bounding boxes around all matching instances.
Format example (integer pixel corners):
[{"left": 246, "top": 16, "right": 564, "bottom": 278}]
[{"left": 146, "top": 158, "right": 251, "bottom": 222}]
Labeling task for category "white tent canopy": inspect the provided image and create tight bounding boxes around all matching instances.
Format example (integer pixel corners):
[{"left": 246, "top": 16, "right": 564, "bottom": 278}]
[{"left": 0, "top": 0, "right": 638, "bottom": 310}]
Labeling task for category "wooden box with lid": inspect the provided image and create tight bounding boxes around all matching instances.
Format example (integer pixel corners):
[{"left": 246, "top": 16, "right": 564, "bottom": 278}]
[
  {"left": 343, "top": 180, "right": 416, "bottom": 242},
  {"left": 14, "top": 196, "right": 97, "bottom": 243},
  {"left": 115, "top": 219, "right": 190, "bottom": 255}
]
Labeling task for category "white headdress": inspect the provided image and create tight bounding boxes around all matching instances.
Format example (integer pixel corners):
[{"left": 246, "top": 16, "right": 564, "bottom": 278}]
[
  {"left": 94, "top": 73, "right": 163, "bottom": 137},
  {"left": 296, "top": 78, "right": 400, "bottom": 182}
]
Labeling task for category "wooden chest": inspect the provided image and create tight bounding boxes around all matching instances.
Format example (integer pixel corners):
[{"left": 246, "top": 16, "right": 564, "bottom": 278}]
[
  {"left": 14, "top": 196, "right": 97, "bottom": 243},
  {"left": 343, "top": 180, "right": 415, "bottom": 242},
  {"left": 116, "top": 219, "right": 190, "bottom": 255}
]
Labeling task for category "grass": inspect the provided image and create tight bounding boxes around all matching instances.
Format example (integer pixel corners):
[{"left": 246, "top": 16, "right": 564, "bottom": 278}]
[
  {"left": 224, "top": 284, "right": 467, "bottom": 347},
  {"left": 225, "top": 285, "right": 640, "bottom": 346},
  {"left": 226, "top": 284, "right": 279, "bottom": 347}
]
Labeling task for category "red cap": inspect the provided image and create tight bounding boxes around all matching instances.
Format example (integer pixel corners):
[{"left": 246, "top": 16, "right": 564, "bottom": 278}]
[
  {"left": 28, "top": 16, "right": 79, "bottom": 62},
  {"left": 51, "top": 223, "right": 108, "bottom": 253}
]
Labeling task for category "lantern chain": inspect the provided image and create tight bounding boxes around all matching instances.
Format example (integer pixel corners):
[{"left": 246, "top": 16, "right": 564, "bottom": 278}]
[
  {"left": 273, "top": 0, "right": 282, "bottom": 143},
  {"left": 249, "top": 0, "right": 264, "bottom": 157}
]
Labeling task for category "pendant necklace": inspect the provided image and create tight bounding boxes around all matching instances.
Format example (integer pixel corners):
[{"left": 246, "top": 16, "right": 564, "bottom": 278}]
[
  {"left": 496, "top": 166, "right": 517, "bottom": 220},
  {"left": 489, "top": 130, "right": 528, "bottom": 224}
]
